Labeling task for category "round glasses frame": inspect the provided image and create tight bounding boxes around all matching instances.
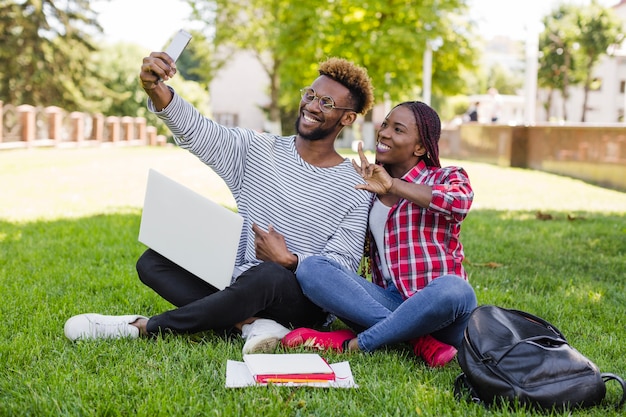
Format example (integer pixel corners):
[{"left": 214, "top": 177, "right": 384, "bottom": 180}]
[{"left": 300, "top": 87, "right": 355, "bottom": 113}]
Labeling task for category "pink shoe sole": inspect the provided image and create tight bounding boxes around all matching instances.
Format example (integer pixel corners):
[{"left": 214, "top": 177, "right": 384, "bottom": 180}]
[
  {"left": 282, "top": 328, "right": 356, "bottom": 351},
  {"left": 428, "top": 346, "right": 457, "bottom": 367}
]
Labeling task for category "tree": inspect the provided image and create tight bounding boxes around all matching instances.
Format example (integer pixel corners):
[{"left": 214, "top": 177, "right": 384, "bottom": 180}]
[
  {"left": 186, "top": 0, "right": 478, "bottom": 133},
  {"left": 537, "top": 4, "right": 583, "bottom": 121},
  {"left": 0, "top": 0, "right": 103, "bottom": 110},
  {"left": 486, "top": 63, "right": 524, "bottom": 96},
  {"left": 574, "top": 0, "right": 625, "bottom": 122},
  {"left": 538, "top": 1, "right": 625, "bottom": 122},
  {"left": 165, "top": 29, "right": 225, "bottom": 91},
  {"left": 88, "top": 43, "right": 149, "bottom": 118},
  {"left": 187, "top": 0, "right": 289, "bottom": 133}
]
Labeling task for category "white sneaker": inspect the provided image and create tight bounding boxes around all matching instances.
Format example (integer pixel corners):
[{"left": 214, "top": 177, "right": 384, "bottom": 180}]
[
  {"left": 241, "top": 318, "right": 290, "bottom": 354},
  {"left": 64, "top": 313, "right": 147, "bottom": 341}
]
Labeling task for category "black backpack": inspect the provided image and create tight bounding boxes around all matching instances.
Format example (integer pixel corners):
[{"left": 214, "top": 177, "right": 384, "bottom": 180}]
[{"left": 454, "top": 305, "right": 626, "bottom": 411}]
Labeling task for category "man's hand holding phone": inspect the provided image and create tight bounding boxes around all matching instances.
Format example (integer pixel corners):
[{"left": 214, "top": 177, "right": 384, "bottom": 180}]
[
  {"left": 141, "top": 29, "right": 192, "bottom": 86},
  {"left": 139, "top": 30, "right": 192, "bottom": 108}
]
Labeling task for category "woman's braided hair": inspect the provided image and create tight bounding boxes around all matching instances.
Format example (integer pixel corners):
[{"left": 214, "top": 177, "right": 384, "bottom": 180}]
[{"left": 395, "top": 101, "right": 442, "bottom": 168}]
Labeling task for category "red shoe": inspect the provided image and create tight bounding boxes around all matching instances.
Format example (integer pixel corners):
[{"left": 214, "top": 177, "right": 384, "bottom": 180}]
[
  {"left": 282, "top": 328, "right": 356, "bottom": 352},
  {"left": 411, "top": 334, "right": 457, "bottom": 367}
]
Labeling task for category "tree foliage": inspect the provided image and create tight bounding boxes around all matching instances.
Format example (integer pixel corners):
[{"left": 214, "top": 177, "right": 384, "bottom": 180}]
[
  {"left": 0, "top": 0, "right": 104, "bottom": 111},
  {"left": 187, "top": 0, "right": 478, "bottom": 131},
  {"left": 0, "top": 0, "right": 480, "bottom": 127},
  {"left": 165, "top": 29, "right": 225, "bottom": 91},
  {"left": 486, "top": 63, "right": 524, "bottom": 96},
  {"left": 538, "top": 1, "right": 624, "bottom": 122},
  {"left": 88, "top": 43, "right": 149, "bottom": 118},
  {"left": 0, "top": 0, "right": 213, "bottom": 129},
  {"left": 538, "top": 3, "right": 582, "bottom": 121},
  {"left": 575, "top": 0, "right": 624, "bottom": 122}
]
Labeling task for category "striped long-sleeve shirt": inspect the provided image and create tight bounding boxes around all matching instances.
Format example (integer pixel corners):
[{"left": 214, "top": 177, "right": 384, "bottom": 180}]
[
  {"left": 370, "top": 160, "right": 473, "bottom": 299},
  {"left": 151, "top": 91, "right": 372, "bottom": 277}
]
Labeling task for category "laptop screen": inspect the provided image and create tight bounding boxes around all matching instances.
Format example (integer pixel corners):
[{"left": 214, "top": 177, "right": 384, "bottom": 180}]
[{"left": 138, "top": 169, "right": 243, "bottom": 290}]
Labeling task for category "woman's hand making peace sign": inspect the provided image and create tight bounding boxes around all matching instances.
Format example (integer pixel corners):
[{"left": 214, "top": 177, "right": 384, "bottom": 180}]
[{"left": 352, "top": 142, "right": 394, "bottom": 195}]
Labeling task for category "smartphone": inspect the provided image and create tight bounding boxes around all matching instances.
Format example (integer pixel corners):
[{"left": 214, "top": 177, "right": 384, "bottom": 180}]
[{"left": 165, "top": 29, "right": 192, "bottom": 62}]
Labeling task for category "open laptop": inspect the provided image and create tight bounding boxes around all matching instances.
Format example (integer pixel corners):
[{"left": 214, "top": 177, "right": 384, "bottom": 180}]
[{"left": 138, "top": 169, "right": 243, "bottom": 290}]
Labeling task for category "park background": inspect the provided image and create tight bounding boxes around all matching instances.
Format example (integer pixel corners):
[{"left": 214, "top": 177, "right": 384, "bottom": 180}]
[
  {"left": 3, "top": 0, "right": 625, "bottom": 190},
  {"left": 1, "top": 0, "right": 626, "bottom": 415}
]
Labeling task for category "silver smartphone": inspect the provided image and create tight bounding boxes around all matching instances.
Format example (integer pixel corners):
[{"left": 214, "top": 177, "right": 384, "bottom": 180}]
[{"left": 165, "top": 29, "right": 192, "bottom": 62}]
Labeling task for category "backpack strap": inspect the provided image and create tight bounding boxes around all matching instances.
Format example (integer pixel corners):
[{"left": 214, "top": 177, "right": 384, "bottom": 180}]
[
  {"left": 454, "top": 373, "right": 483, "bottom": 406},
  {"left": 602, "top": 373, "right": 626, "bottom": 409}
]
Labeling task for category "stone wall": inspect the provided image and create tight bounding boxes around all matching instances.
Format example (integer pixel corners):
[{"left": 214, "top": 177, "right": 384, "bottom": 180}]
[
  {"left": 0, "top": 101, "right": 166, "bottom": 149},
  {"left": 441, "top": 123, "right": 626, "bottom": 192}
]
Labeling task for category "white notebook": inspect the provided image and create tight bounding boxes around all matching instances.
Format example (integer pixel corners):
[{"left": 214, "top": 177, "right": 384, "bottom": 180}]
[
  {"left": 243, "top": 353, "right": 335, "bottom": 383},
  {"left": 138, "top": 169, "right": 243, "bottom": 290}
]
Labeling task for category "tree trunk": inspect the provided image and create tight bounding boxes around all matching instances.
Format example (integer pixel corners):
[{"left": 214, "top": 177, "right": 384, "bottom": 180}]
[
  {"left": 561, "top": 52, "right": 570, "bottom": 121},
  {"left": 580, "top": 65, "right": 593, "bottom": 123},
  {"left": 544, "top": 89, "right": 553, "bottom": 120}
]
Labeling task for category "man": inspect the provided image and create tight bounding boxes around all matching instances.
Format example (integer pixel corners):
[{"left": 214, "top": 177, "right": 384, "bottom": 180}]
[{"left": 64, "top": 53, "right": 375, "bottom": 354}]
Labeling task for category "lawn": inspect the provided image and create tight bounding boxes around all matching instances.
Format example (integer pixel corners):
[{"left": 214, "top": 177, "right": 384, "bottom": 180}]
[{"left": 1, "top": 146, "right": 625, "bottom": 416}]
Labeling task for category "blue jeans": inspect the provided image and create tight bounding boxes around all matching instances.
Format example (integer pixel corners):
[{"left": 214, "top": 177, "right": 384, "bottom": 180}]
[{"left": 296, "top": 255, "right": 477, "bottom": 352}]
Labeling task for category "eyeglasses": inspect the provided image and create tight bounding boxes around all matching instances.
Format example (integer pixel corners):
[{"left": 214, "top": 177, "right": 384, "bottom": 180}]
[{"left": 300, "top": 87, "right": 355, "bottom": 113}]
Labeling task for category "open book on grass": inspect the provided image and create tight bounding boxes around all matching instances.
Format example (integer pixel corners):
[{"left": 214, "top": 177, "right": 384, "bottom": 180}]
[{"left": 243, "top": 353, "right": 335, "bottom": 384}]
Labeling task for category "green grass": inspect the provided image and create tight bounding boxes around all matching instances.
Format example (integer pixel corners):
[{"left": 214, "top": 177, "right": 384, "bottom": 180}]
[{"left": 1, "top": 147, "right": 625, "bottom": 416}]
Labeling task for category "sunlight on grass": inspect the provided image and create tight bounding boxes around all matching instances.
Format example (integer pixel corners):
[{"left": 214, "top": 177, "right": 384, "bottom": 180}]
[
  {"left": 0, "top": 230, "right": 21, "bottom": 243},
  {"left": 565, "top": 284, "right": 604, "bottom": 304},
  {"left": 1, "top": 147, "right": 625, "bottom": 222},
  {"left": 1, "top": 147, "right": 237, "bottom": 222},
  {"left": 588, "top": 291, "right": 603, "bottom": 303}
]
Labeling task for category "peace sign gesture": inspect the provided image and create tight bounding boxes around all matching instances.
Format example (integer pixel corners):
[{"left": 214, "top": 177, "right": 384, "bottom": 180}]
[{"left": 352, "top": 142, "right": 394, "bottom": 195}]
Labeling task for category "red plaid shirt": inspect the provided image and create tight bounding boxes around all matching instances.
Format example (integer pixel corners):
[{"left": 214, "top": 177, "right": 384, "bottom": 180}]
[{"left": 369, "top": 161, "right": 473, "bottom": 299}]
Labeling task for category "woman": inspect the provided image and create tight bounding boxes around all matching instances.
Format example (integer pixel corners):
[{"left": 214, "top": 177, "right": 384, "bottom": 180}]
[{"left": 282, "top": 101, "right": 477, "bottom": 367}]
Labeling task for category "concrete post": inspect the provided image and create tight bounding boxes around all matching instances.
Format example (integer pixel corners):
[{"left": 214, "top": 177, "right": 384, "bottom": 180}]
[
  {"left": 524, "top": 29, "right": 539, "bottom": 124},
  {"left": 135, "top": 117, "right": 147, "bottom": 143},
  {"left": 422, "top": 43, "right": 432, "bottom": 106},
  {"left": 121, "top": 116, "right": 134, "bottom": 141},
  {"left": 91, "top": 114, "right": 104, "bottom": 142},
  {"left": 70, "top": 112, "right": 84, "bottom": 143},
  {"left": 147, "top": 126, "right": 158, "bottom": 146},
  {"left": 106, "top": 116, "right": 120, "bottom": 142},
  {"left": 17, "top": 105, "right": 35, "bottom": 145},
  {"left": 0, "top": 101, "right": 3, "bottom": 143},
  {"left": 45, "top": 106, "right": 63, "bottom": 144}
]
